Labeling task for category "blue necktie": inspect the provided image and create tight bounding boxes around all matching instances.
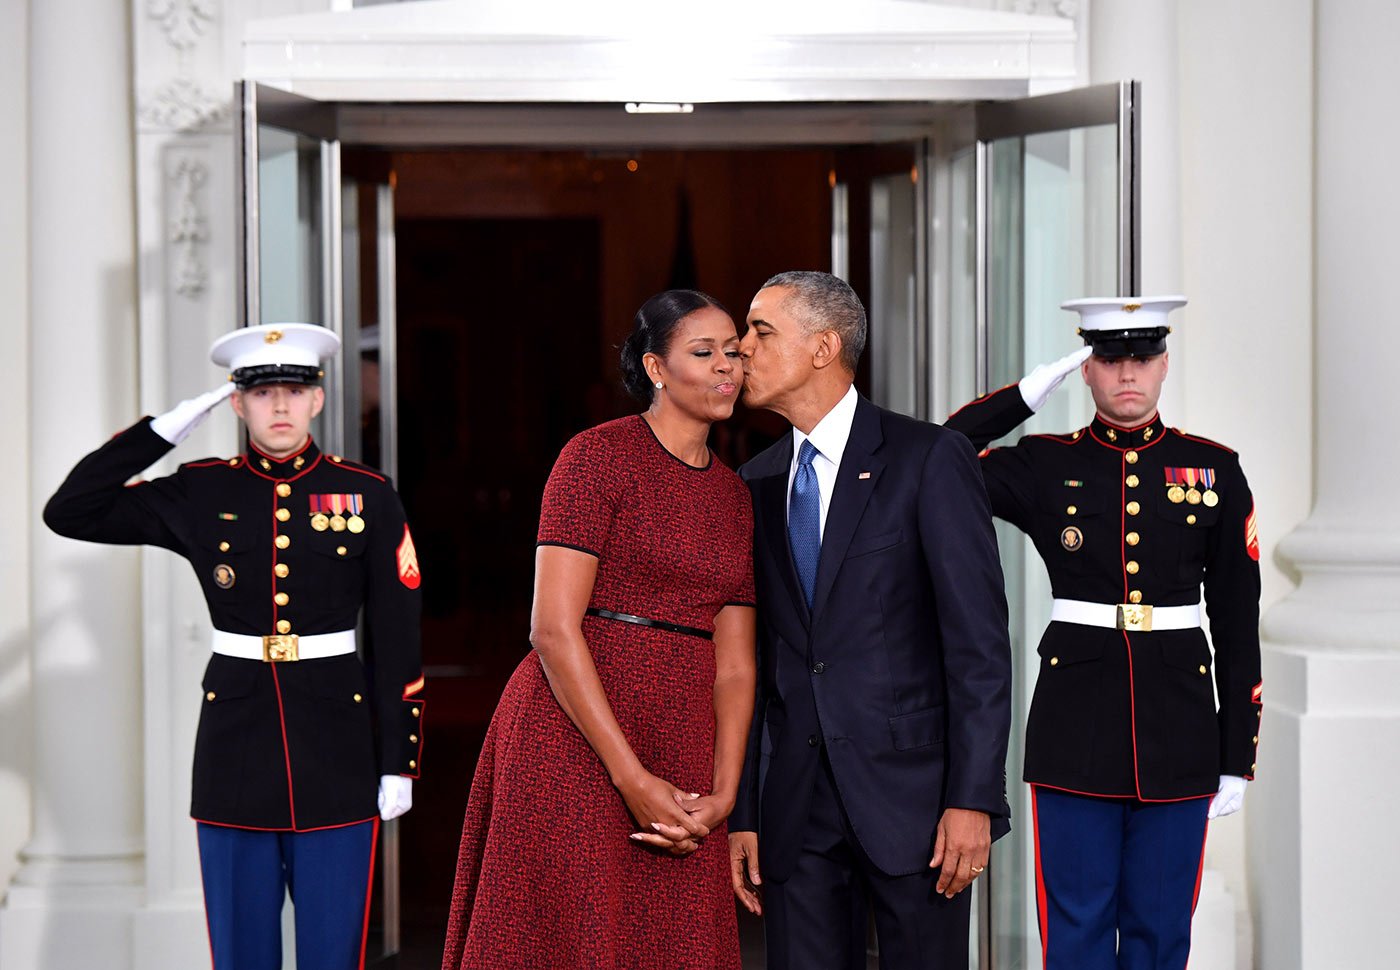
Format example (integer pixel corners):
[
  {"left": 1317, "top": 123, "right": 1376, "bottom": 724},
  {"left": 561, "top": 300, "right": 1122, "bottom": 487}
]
[{"left": 789, "top": 439, "right": 821, "bottom": 609}]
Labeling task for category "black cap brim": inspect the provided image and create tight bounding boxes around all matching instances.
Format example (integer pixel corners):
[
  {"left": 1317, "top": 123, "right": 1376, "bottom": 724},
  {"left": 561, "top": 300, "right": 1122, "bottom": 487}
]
[
  {"left": 1080, "top": 327, "right": 1169, "bottom": 360},
  {"left": 232, "top": 364, "right": 324, "bottom": 390}
]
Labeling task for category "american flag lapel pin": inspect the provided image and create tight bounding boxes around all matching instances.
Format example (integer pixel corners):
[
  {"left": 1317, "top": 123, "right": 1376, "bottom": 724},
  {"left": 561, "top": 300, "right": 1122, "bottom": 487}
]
[{"left": 858, "top": 471, "right": 871, "bottom": 480}]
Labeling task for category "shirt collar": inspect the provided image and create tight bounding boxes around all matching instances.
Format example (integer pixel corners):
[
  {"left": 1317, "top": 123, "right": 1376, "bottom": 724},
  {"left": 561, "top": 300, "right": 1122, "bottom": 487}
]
[
  {"left": 1088, "top": 411, "right": 1166, "bottom": 451},
  {"left": 793, "top": 384, "right": 858, "bottom": 468},
  {"left": 245, "top": 436, "right": 322, "bottom": 479}
]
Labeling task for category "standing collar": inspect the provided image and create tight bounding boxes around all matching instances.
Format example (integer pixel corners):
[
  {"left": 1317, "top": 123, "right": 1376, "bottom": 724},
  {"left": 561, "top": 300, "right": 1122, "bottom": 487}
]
[
  {"left": 1088, "top": 412, "right": 1166, "bottom": 451},
  {"left": 244, "top": 436, "right": 322, "bottom": 479},
  {"left": 793, "top": 384, "right": 859, "bottom": 468}
]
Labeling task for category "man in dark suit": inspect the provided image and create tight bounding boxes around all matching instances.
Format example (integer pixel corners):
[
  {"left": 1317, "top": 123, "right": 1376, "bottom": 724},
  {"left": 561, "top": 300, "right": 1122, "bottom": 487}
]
[{"left": 727, "top": 271, "right": 1013, "bottom": 969}]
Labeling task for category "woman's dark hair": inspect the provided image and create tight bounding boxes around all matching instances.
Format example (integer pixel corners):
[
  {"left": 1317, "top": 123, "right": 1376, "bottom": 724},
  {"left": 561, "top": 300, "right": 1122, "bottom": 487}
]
[{"left": 619, "top": 289, "right": 728, "bottom": 404}]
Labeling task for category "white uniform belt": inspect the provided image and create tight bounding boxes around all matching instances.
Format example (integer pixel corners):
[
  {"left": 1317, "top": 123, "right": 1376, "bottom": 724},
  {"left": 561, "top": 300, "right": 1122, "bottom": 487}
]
[
  {"left": 1050, "top": 599, "right": 1201, "bottom": 632},
  {"left": 211, "top": 629, "right": 357, "bottom": 662}
]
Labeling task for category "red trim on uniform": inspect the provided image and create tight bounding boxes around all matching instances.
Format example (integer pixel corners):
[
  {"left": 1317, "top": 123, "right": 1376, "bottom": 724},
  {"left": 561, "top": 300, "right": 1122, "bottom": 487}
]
[
  {"left": 1124, "top": 629, "right": 1145, "bottom": 800},
  {"left": 1024, "top": 430, "right": 1087, "bottom": 446},
  {"left": 1026, "top": 782, "right": 1217, "bottom": 804},
  {"left": 270, "top": 489, "right": 280, "bottom": 631},
  {"left": 1168, "top": 428, "right": 1237, "bottom": 454},
  {"left": 268, "top": 664, "right": 298, "bottom": 829},
  {"left": 357, "top": 817, "right": 381, "bottom": 970},
  {"left": 333, "top": 462, "right": 387, "bottom": 483},
  {"left": 242, "top": 451, "right": 324, "bottom": 483},
  {"left": 249, "top": 435, "right": 315, "bottom": 464},
  {"left": 196, "top": 829, "right": 218, "bottom": 970},
  {"left": 1031, "top": 787, "right": 1049, "bottom": 967},
  {"left": 402, "top": 675, "right": 425, "bottom": 699},
  {"left": 945, "top": 381, "right": 1020, "bottom": 420},
  {"left": 191, "top": 814, "right": 379, "bottom": 834},
  {"left": 183, "top": 459, "right": 231, "bottom": 469},
  {"left": 1191, "top": 821, "right": 1210, "bottom": 915}
]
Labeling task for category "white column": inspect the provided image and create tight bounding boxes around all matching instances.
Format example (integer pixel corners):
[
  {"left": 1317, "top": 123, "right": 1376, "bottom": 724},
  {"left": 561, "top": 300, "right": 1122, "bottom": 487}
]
[
  {"left": 1252, "top": 1, "right": 1400, "bottom": 968},
  {"left": 0, "top": 0, "right": 144, "bottom": 966}
]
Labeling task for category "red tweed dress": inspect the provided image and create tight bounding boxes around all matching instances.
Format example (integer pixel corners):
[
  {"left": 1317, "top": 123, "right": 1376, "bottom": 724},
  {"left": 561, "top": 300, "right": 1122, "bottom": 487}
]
[{"left": 442, "top": 415, "right": 755, "bottom": 970}]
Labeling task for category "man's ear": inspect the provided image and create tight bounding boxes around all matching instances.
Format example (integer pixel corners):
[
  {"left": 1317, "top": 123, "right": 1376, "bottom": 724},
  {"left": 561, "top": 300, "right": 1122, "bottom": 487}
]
[
  {"left": 230, "top": 390, "right": 246, "bottom": 420},
  {"left": 811, "top": 329, "right": 845, "bottom": 372},
  {"left": 310, "top": 386, "right": 326, "bottom": 419},
  {"left": 1160, "top": 351, "right": 1170, "bottom": 381}
]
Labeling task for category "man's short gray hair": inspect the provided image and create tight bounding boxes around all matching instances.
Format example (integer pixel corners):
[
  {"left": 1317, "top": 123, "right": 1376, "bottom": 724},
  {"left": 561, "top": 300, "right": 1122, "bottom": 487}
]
[{"left": 761, "top": 271, "right": 867, "bottom": 373}]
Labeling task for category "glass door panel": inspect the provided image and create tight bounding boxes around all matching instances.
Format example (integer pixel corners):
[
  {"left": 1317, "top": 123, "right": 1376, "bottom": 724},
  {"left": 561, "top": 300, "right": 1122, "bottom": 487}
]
[{"left": 969, "top": 81, "right": 1139, "bottom": 970}]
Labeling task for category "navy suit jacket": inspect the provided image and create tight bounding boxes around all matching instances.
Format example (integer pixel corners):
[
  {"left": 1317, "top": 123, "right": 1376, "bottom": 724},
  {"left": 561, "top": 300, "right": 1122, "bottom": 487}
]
[{"left": 731, "top": 394, "right": 1012, "bottom": 879}]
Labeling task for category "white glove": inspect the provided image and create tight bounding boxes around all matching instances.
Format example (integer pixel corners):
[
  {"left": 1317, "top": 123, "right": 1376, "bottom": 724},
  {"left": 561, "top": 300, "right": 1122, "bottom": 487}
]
[
  {"left": 1207, "top": 775, "right": 1247, "bottom": 819},
  {"left": 149, "top": 382, "right": 237, "bottom": 445},
  {"left": 378, "top": 774, "right": 413, "bottom": 821},
  {"left": 1018, "top": 346, "right": 1093, "bottom": 412}
]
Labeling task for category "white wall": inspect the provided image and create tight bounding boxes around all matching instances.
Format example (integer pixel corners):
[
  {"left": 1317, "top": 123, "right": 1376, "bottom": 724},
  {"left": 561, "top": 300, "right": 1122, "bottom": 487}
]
[
  {"left": 0, "top": 0, "right": 33, "bottom": 896},
  {"left": 1175, "top": 2, "right": 1315, "bottom": 955}
]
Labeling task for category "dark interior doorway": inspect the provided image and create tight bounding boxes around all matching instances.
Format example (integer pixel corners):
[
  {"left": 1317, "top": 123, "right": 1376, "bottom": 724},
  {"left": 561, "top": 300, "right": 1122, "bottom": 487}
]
[{"left": 383, "top": 144, "right": 914, "bottom": 967}]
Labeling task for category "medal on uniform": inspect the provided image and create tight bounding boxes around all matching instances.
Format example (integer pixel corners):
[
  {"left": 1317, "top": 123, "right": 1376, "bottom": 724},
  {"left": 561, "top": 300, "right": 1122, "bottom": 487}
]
[
  {"left": 1182, "top": 467, "right": 1201, "bottom": 505},
  {"left": 329, "top": 494, "right": 347, "bottom": 532},
  {"left": 1060, "top": 525, "right": 1084, "bottom": 552},
  {"left": 309, "top": 495, "right": 330, "bottom": 531},
  {"left": 213, "top": 564, "right": 236, "bottom": 589},
  {"left": 1200, "top": 467, "right": 1218, "bottom": 507},
  {"left": 1167, "top": 486, "right": 1186, "bottom": 504},
  {"left": 346, "top": 494, "right": 365, "bottom": 534}
]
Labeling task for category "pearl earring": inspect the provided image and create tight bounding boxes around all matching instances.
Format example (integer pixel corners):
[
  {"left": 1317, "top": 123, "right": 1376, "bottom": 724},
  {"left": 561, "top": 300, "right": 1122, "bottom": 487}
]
[{"left": 655, "top": 381, "right": 664, "bottom": 389}]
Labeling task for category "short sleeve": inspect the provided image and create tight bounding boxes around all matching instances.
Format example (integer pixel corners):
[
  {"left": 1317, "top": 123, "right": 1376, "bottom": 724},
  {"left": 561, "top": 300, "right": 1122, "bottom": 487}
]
[{"left": 536, "top": 430, "right": 622, "bottom": 558}]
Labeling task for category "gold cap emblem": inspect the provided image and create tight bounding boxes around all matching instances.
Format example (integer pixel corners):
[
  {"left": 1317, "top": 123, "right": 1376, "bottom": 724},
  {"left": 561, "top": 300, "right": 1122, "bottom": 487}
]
[
  {"left": 264, "top": 329, "right": 284, "bottom": 344},
  {"left": 1122, "top": 303, "right": 1141, "bottom": 312}
]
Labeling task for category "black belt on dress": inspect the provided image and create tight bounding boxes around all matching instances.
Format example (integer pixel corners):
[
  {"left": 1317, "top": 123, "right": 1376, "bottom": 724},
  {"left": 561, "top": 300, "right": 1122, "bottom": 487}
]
[{"left": 585, "top": 607, "right": 713, "bottom": 641}]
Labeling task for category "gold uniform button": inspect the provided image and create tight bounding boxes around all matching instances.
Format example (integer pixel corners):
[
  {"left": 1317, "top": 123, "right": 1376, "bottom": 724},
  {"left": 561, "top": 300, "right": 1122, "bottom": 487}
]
[
  {"left": 276, "top": 619, "right": 291, "bottom": 634},
  {"left": 1186, "top": 514, "right": 1197, "bottom": 525},
  {"left": 1128, "top": 590, "right": 1143, "bottom": 604},
  {"left": 1066, "top": 505, "right": 1077, "bottom": 516},
  {"left": 353, "top": 693, "right": 363, "bottom": 703},
  {"left": 1049, "top": 657, "right": 1059, "bottom": 666},
  {"left": 1253, "top": 735, "right": 1259, "bottom": 744},
  {"left": 1126, "top": 560, "right": 1140, "bottom": 574},
  {"left": 330, "top": 455, "right": 343, "bottom": 463},
  {"left": 275, "top": 535, "right": 291, "bottom": 549},
  {"left": 275, "top": 563, "right": 289, "bottom": 578},
  {"left": 1199, "top": 665, "right": 1208, "bottom": 675},
  {"left": 1126, "top": 501, "right": 1141, "bottom": 515},
  {"left": 276, "top": 483, "right": 292, "bottom": 498},
  {"left": 1126, "top": 474, "right": 1140, "bottom": 488},
  {"left": 411, "top": 706, "right": 421, "bottom": 718},
  {"left": 336, "top": 546, "right": 347, "bottom": 556},
  {"left": 276, "top": 508, "right": 291, "bottom": 522},
  {"left": 1251, "top": 763, "right": 1257, "bottom": 773},
  {"left": 206, "top": 691, "right": 216, "bottom": 701},
  {"left": 1125, "top": 450, "right": 1139, "bottom": 464},
  {"left": 1126, "top": 532, "right": 1140, "bottom": 546},
  {"left": 227, "top": 458, "right": 238, "bottom": 467},
  {"left": 409, "top": 759, "right": 417, "bottom": 770},
  {"left": 218, "top": 541, "right": 230, "bottom": 552},
  {"left": 409, "top": 734, "right": 418, "bottom": 743},
  {"left": 274, "top": 592, "right": 290, "bottom": 607}
]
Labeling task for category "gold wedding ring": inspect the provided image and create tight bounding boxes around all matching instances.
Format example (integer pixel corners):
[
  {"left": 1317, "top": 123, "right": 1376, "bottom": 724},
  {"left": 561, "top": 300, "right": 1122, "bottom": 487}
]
[{"left": 970, "top": 866, "right": 985, "bottom": 874}]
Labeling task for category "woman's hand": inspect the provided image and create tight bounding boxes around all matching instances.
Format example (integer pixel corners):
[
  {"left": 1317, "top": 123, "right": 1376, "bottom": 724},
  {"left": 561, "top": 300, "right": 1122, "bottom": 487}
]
[{"left": 621, "top": 772, "right": 710, "bottom": 856}]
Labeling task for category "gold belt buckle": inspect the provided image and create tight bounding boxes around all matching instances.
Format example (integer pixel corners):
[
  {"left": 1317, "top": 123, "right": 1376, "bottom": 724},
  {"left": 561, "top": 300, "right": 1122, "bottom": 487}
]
[
  {"left": 1116, "top": 604, "right": 1153, "bottom": 632},
  {"left": 262, "top": 634, "right": 300, "bottom": 662}
]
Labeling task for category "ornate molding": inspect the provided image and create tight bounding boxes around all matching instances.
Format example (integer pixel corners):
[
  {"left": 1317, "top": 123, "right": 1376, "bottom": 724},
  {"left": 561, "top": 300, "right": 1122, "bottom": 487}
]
[
  {"left": 141, "top": 77, "right": 230, "bottom": 132},
  {"left": 1009, "top": 0, "right": 1078, "bottom": 17},
  {"left": 139, "top": 0, "right": 228, "bottom": 131},
  {"left": 147, "top": 0, "right": 219, "bottom": 59},
  {"left": 168, "top": 157, "right": 210, "bottom": 299}
]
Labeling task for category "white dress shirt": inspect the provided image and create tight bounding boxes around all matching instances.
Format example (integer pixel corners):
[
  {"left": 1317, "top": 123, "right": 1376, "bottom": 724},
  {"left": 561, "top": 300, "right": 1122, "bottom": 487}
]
[{"left": 787, "top": 384, "right": 859, "bottom": 541}]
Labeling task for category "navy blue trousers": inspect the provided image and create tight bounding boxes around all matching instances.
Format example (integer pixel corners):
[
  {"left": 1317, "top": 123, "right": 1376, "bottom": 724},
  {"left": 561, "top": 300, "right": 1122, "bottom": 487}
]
[
  {"left": 197, "top": 819, "right": 378, "bottom": 970},
  {"left": 1031, "top": 787, "right": 1210, "bottom": 970},
  {"left": 764, "top": 752, "right": 972, "bottom": 970}
]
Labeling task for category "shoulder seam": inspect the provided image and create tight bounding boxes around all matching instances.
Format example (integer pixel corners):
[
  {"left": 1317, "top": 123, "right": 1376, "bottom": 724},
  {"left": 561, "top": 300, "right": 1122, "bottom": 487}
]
[
  {"left": 332, "top": 462, "right": 388, "bottom": 482},
  {"left": 181, "top": 458, "right": 232, "bottom": 469},
  {"left": 1169, "top": 428, "right": 1238, "bottom": 454}
]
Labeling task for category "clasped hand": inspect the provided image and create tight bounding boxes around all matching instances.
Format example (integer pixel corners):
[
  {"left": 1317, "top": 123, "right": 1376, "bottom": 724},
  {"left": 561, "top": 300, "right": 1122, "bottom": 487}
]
[{"left": 622, "top": 771, "right": 725, "bottom": 857}]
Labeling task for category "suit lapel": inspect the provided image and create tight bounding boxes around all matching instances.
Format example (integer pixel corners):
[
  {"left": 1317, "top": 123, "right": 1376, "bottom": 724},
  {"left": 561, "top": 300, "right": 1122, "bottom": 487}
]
[
  {"left": 811, "top": 397, "right": 885, "bottom": 619},
  {"left": 757, "top": 436, "right": 811, "bottom": 630}
]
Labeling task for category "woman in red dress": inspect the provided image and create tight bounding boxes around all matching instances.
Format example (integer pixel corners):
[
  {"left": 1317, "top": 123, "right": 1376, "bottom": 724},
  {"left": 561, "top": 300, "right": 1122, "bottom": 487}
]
[{"left": 442, "top": 290, "right": 757, "bottom": 969}]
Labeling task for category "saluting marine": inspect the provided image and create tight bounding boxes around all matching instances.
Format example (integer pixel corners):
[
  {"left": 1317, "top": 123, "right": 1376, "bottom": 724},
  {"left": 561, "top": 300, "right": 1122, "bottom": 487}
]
[
  {"left": 44, "top": 323, "right": 424, "bottom": 970},
  {"left": 945, "top": 298, "right": 1262, "bottom": 970}
]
